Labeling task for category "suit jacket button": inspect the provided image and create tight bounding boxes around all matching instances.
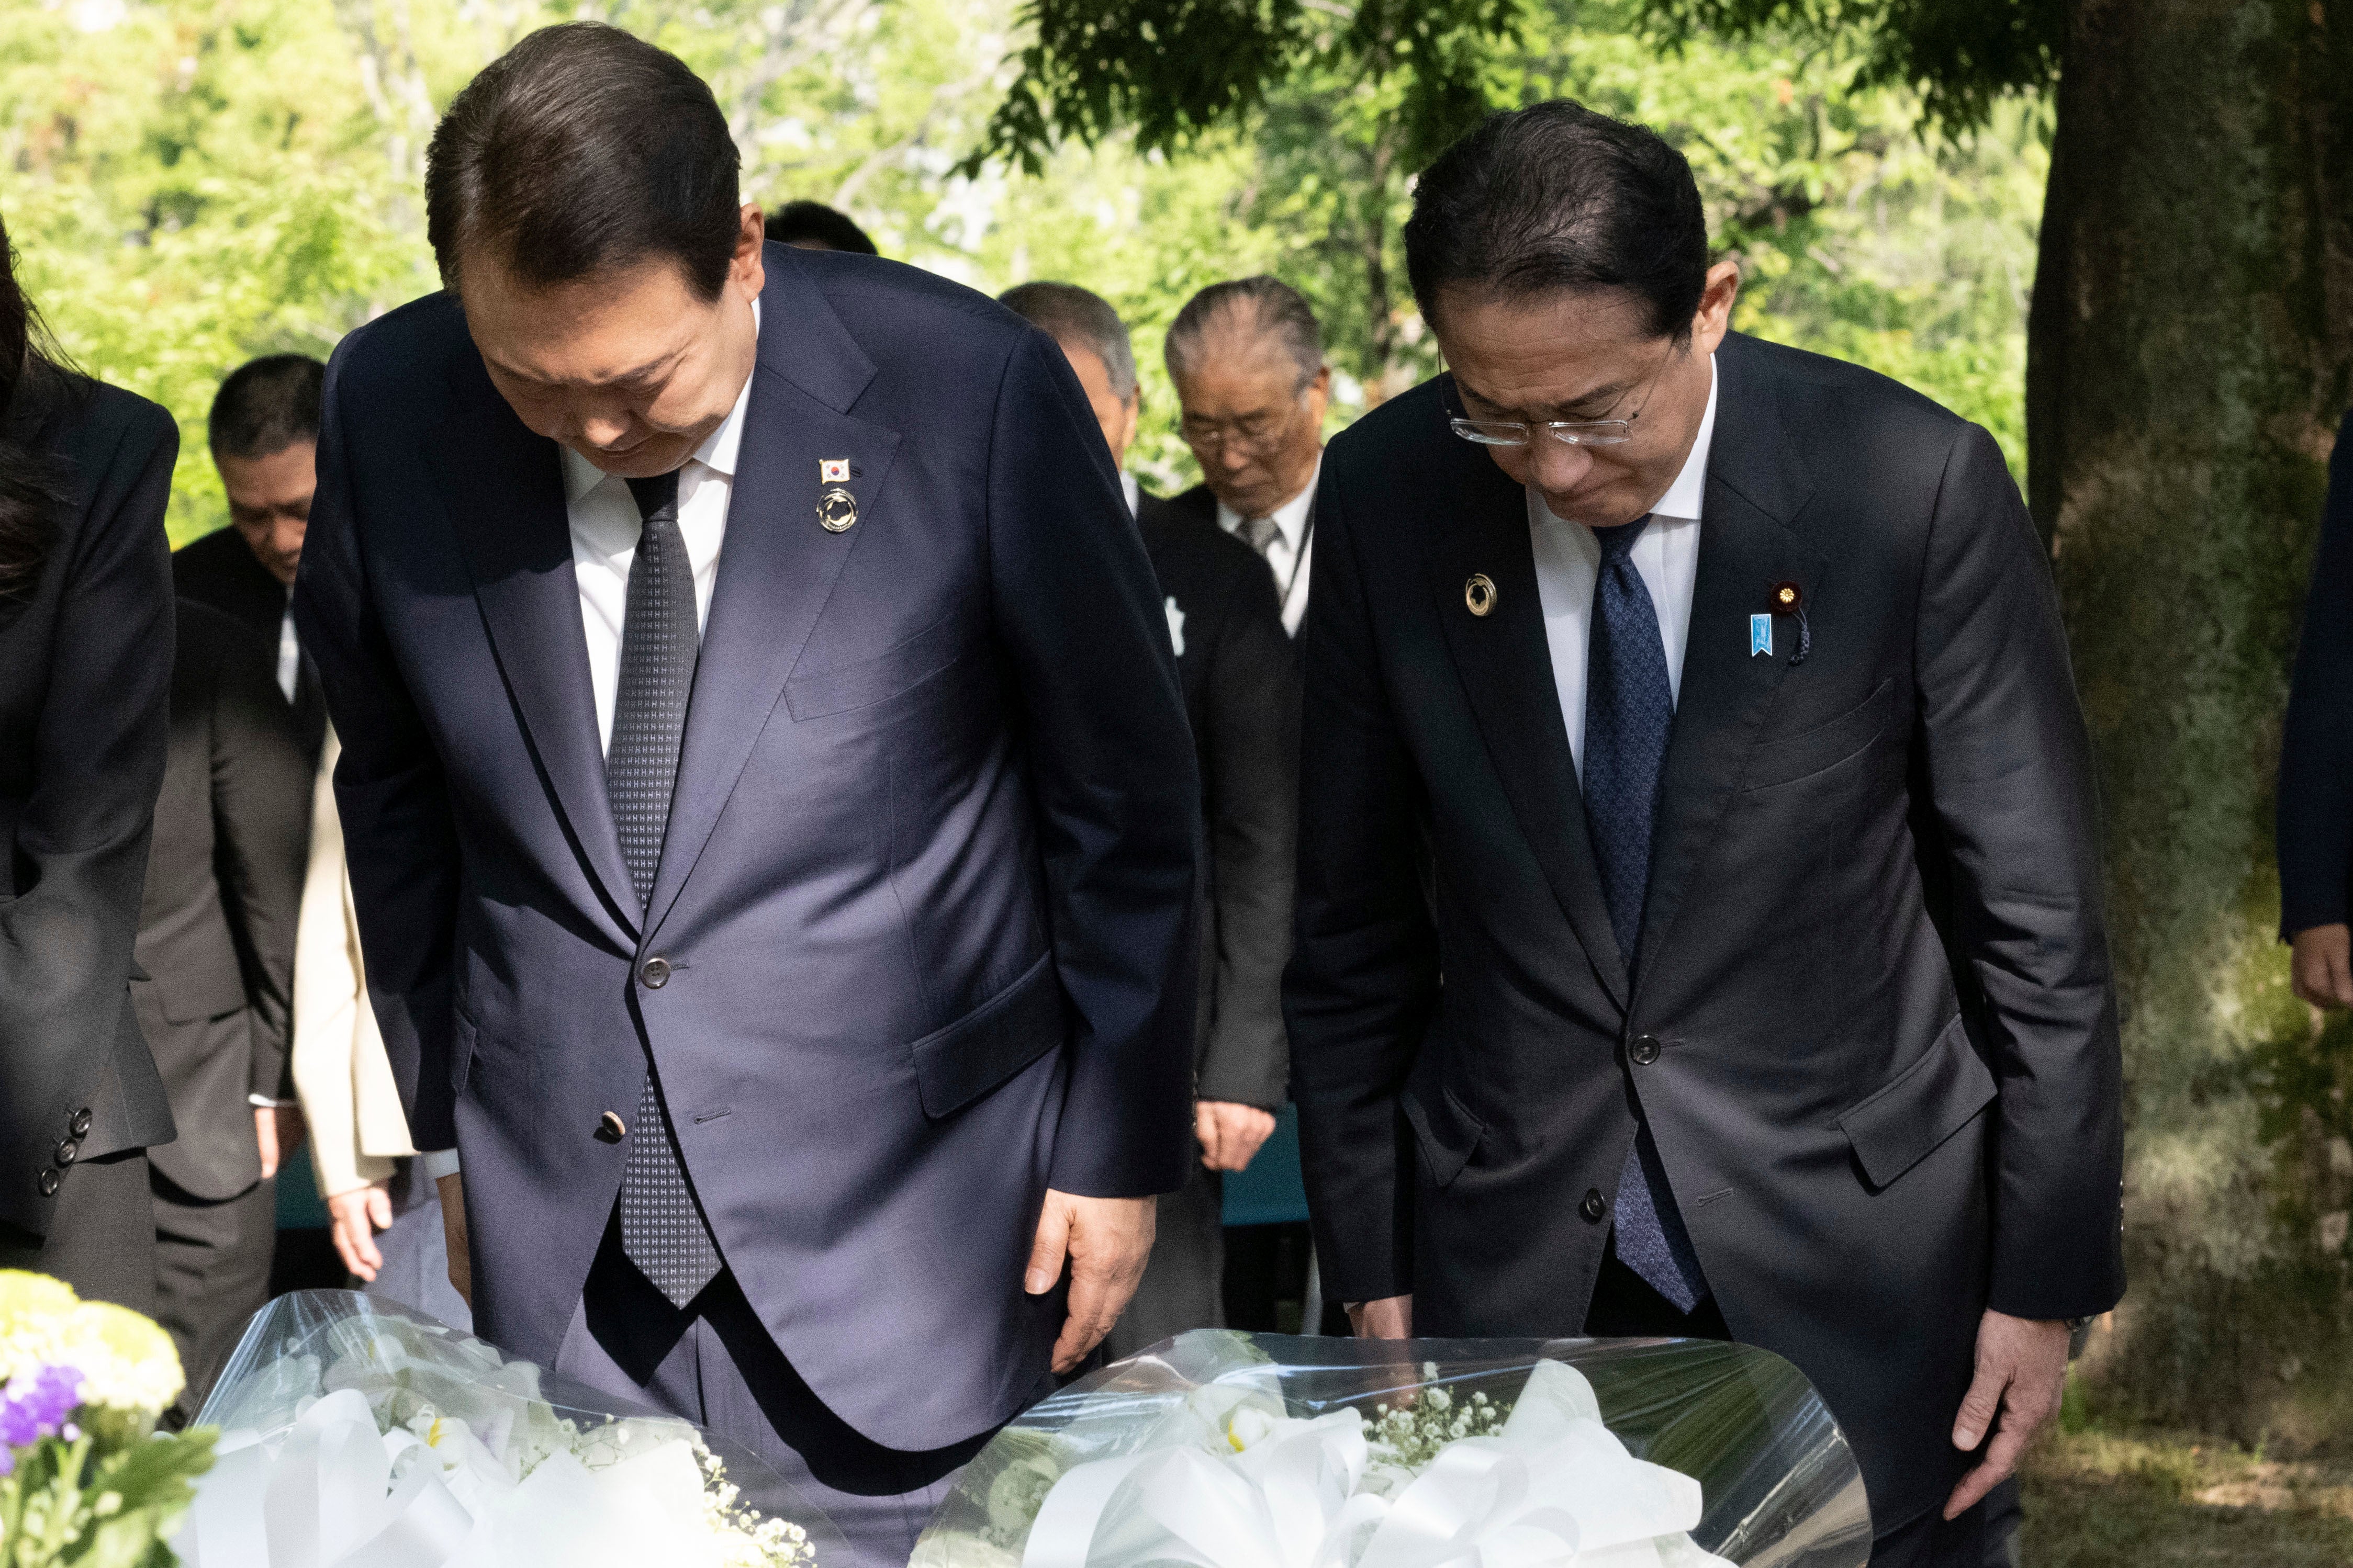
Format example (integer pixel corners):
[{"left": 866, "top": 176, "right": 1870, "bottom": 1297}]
[
  {"left": 1580, "top": 1188, "right": 1607, "bottom": 1223},
  {"left": 1629, "top": 1034, "right": 1662, "bottom": 1066},
  {"left": 69, "top": 1109, "right": 92, "bottom": 1138},
  {"left": 596, "top": 1111, "right": 628, "bottom": 1143},
  {"left": 640, "top": 956, "right": 671, "bottom": 989},
  {"left": 37, "top": 1168, "right": 60, "bottom": 1198},
  {"left": 53, "top": 1139, "right": 79, "bottom": 1167}
]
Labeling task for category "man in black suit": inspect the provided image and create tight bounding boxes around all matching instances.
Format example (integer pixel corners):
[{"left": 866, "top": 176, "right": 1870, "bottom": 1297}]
[
  {"left": 136, "top": 600, "right": 312, "bottom": 1416},
  {"left": 1161, "top": 278, "right": 1328, "bottom": 638},
  {"left": 2278, "top": 408, "right": 2353, "bottom": 1008},
  {"left": 1288, "top": 102, "right": 2124, "bottom": 1567},
  {"left": 1000, "top": 282, "right": 1297, "bottom": 1355},
  {"left": 174, "top": 355, "right": 328, "bottom": 763}
]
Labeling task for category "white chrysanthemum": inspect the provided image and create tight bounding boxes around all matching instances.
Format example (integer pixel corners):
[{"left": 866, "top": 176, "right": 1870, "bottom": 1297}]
[{"left": 59, "top": 1299, "right": 183, "bottom": 1414}]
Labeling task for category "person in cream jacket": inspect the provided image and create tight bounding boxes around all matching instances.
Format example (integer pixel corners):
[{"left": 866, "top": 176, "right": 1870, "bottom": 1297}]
[{"left": 292, "top": 728, "right": 470, "bottom": 1329}]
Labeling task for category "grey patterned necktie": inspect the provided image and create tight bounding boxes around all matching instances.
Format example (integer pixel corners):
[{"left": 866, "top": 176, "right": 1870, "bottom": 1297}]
[
  {"left": 609, "top": 469, "right": 722, "bottom": 1307},
  {"left": 1239, "top": 515, "right": 1281, "bottom": 557},
  {"left": 1582, "top": 516, "right": 1709, "bottom": 1314}
]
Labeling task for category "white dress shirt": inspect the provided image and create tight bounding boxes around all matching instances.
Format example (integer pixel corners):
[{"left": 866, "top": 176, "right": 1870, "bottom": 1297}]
[
  {"left": 563, "top": 301, "right": 760, "bottom": 755},
  {"left": 423, "top": 307, "right": 761, "bottom": 1177},
  {"left": 1216, "top": 454, "right": 1320, "bottom": 636},
  {"left": 1529, "top": 354, "right": 1718, "bottom": 777},
  {"left": 275, "top": 593, "right": 300, "bottom": 704}
]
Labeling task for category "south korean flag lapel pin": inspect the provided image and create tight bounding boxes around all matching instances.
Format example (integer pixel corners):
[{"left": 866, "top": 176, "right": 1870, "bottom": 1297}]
[{"left": 817, "top": 457, "right": 858, "bottom": 533}]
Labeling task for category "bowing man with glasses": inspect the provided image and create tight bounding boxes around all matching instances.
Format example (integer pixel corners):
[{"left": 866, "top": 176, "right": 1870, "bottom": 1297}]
[
  {"left": 1164, "top": 277, "right": 1329, "bottom": 637},
  {"left": 1288, "top": 99, "right": 2123, "bottom": 1568}
]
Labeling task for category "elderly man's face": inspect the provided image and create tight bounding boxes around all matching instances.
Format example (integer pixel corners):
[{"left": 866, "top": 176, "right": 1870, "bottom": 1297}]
[
  {"left": 1173, "top": 334, "right": 1328, "bottom": 522},
  {"left": 1433, "top": 258, "right": 1739, "bottom": 530},
  {"left": 1052, "top": 338, "right": 1139, "bottom": 471}
]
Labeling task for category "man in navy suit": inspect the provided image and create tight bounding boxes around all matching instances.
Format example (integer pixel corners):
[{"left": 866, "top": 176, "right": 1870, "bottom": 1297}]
[
  {"left": 294, "top": 25, "right": 1198, "bottom": 1563},
  {"left": 2279, "top": 408, "right": 2353, "bottom": 1008}
]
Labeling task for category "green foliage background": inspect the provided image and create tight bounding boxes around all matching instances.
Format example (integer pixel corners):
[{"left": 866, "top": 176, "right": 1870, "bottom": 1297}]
[{"left": 3, "top": 0, "right": 2042, "bottom": 545}]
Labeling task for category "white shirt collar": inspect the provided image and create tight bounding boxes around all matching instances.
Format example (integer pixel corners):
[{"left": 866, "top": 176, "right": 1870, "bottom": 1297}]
[
  {"left": 1647, "top": 352, "right": 1717, "bottom": 524},
  {"left": 1121, "top": 471, "right": 1141, "bottom": 516},
  {"left": 1214, "top": 453, "right": 1323, "bottom": 545},
  {"left": 562, "top": 297, "right": 760, "bottom": 504}
]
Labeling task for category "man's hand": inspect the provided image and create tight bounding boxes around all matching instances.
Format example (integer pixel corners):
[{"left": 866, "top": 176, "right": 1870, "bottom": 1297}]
[
  {"left": 2292, "top": 924, "right": 2353, "bottom": 1010},
  {"left": 1195, "top": 1101, "right": 1278, "bottom": 1172},
  {"left": 1945, "top": 1308, "right": 2070, "bottom": 1518},
  {"left": 328, "top": 1180, "right": 395, "bottom": 1281},
  {"left": 437, "top": 1172, "right": 472, "bottom": 1306},
  {"left": 254, "top": 1104, "right": 307, "bottom": 1180},
  {"left": 1026, "top": 1190, "right": 1156, "bottom": 1373},
  {"left": 1348, "top": 1295, "right": 1413, "bottom": 1339}
]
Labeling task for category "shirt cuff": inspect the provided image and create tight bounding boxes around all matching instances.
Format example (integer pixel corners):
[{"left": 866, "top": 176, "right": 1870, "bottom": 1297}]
[
  {"left": 248, "top": 1094, "right": 300, "bottom": 1109},
  {"left": 419, "top": 1148, "right": 463, "bottom": 1180}
]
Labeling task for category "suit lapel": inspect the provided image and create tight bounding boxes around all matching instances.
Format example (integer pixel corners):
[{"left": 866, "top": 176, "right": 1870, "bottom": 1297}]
[
  {"left": 1632, "top": 337, "right": 1825, "bottom": 998},
  {"left": 1427, "top": 450, "right": 1631, "bottom": 1010},
  {"left": 432, "top": 357, "right": 639, "bottom": 934},
  {"left": 643, "top": 251, "right": 901, "bottom": 935}
]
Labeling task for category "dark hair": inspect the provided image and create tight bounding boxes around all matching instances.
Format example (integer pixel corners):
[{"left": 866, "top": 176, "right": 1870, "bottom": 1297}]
[
  {"left": 1164, "top": 276, "right": 1322, "bottom": 390},
  {"left": 998, "top": 282, "right": 1137, "bottom": 400},
  {"left": 0, "top": 212, "right": 69, "bottom": 600},
  {"left": 1404, "top": 100, "right": 1709, "bottom": 340},
  {"left": 425, "top": 22, "right": 742, "bottom": 300},
  {"left": 208, "top": 354, "right": 325, "bottom": 460},
  {"left": 764, "top": 201, "right": 878, "bottom": 257}
]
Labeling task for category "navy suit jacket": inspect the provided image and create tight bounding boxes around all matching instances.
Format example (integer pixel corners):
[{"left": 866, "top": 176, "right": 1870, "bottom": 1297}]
[
  {"left": 295, "top": 245, "right": 1201, "bottom": 1448},
  {"left": 2279, "top": 409, "right": 2353, "bottom": 937}
]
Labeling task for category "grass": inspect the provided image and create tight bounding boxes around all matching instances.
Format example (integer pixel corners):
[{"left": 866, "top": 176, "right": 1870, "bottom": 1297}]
[{"left": 2023, "top": 1425, "right": 2353, "bottom": 1566}]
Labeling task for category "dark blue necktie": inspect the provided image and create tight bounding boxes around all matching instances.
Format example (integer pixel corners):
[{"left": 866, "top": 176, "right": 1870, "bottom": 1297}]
[
  {"left": 610, "top": 469, "right": 722, "bottom": 1307},
  {"left": 1582, "top": 515, "right": 1709, "bottom": 1314}
]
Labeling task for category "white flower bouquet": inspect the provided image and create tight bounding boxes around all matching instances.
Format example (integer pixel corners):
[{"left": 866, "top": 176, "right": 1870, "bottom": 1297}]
[
  {"left": 180, "top": 1291, "right": 844, "bottom": 1568},
  {"left": 0, "top": 1270, "right": 214, "bottom": 1567},
  {"left": 912, "top": 1332, "right": 1869, "bottom": 1568}
]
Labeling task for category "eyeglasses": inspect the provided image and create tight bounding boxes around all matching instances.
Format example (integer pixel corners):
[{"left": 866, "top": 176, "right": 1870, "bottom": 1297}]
[
  {"left": 1441, "top": 351, "right": 1671, "bottom": 449},
  {"left": 1181, "top": 389, "right": 1312, "bottom": 457}
]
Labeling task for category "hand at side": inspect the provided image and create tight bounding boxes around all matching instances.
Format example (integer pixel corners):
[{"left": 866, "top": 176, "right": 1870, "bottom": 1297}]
[
  {"left": 328, "top": 1180, "right": 395, "bottom": 1281},
  {"left": 1347, "top": 1295, "right": 1413, "bottom": 1338},
  {"left": 1026, "top": 1190, "right": 1156, "bottom": 1373},
  {"left": 254, "top": 1104, "right": 307, "bottom": 1180},
  {"left": 2292, "top": 923, "right": 2353, "bottom": 1009},
  {"left": 1195, "top": 1101, "right": 1278, "bottom": 1171},
  {"left": 1945, "top": 1308, "right": 2070, "bottom": 1518},
  {"left": 436, "top": 1171, "right": 472, "bottom": 1306}
]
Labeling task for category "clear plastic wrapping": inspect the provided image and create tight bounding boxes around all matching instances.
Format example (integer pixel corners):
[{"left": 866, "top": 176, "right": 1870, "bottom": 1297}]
[
  {"left": 913, "top": 1332, "right": 1869, "bottom": 1568},
  {"left": 183, "top": 1290, "right": 846, "bottom": 1568}
]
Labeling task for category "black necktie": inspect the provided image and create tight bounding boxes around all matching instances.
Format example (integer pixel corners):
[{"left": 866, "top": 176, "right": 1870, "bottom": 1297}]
[
  {"left": 1582, "top": 516, "right": 1709, "bottom": 1313},
  {"left": 609, "top": 469, "right": 721, "bottom": 1306}
]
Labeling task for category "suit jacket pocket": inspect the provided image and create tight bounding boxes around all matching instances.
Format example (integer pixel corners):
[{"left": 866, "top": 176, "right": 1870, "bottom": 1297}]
[
  {"left": 785, "top": 612, "right": 970, "bottom": 720},
  {"left": 1835, "top": 1013, "right": 1997, "bottom": 1190},
  {"left": 1743, "top": 677, "right": 1896, "bottom": 791},
  {"left": 145, "top": 961, "right": 247, "bottom": 1026},
  {"left": 910, "top": 951, "right": 1067, "bottom": 1119},
  {"left": 1400, "top": 1081, "right": 1486, "bottom": 1189}
]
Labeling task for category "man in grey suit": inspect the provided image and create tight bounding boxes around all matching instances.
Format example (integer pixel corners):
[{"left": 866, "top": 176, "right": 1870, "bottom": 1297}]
[
  {"left": 136, "top": 600, "right": 312, "bottom": 1418},
  {"left": 1290, "top": 102, "right": 2124, "bottom": 1568},
  {"left": 296, "top": 27, "right": 1198, "bottom": 1566},
  {"left": 1000, "top": 283, "right": 1298, "bottom": 1356}
]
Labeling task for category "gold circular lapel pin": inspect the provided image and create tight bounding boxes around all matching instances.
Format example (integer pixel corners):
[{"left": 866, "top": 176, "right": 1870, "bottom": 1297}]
[
  {"left": 1465, "top": 573, "right": 1498, "bottom": 617},
  {"left": 817, "top": 486, "right": 859, "bottom": 533}
]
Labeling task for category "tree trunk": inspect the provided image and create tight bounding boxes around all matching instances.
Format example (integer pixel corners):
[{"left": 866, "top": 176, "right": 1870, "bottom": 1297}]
[{"left": 2030, "top": 0, "right": 2353, "bottom": 1441}]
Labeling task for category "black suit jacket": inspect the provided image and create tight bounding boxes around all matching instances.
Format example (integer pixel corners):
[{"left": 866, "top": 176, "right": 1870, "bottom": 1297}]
[
  {"left": 174, "top": 526, "right": 327, "bottom": 761},
  {"left": 2278, "top": 408, "right": 2353, "bottom": 937},
  {"left": 0, "top": 368, "right": 179, "bottom": 1235},
  {"left": 1139, "top": 491, "right": 1296, "bottom": 1109},
  {"left": 132, "top": 599, "right": 311, "bottom": 1200},
  {"left": 1288, "top": 332, "right": 2125, "bottom": 1531}
]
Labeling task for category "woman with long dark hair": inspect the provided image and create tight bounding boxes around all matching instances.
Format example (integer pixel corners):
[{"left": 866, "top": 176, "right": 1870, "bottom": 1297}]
[{"left": 0, "top": 210, "right": 180, "bottom": 1309}]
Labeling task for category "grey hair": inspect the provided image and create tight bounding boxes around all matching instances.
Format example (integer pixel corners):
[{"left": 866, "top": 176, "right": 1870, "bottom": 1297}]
[
  {"left": 998, "top": 280, "right": 1139, "bottom": 401},
  {"left": 1164, "top": 276, "right": 1323, "bottom": 390}
]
